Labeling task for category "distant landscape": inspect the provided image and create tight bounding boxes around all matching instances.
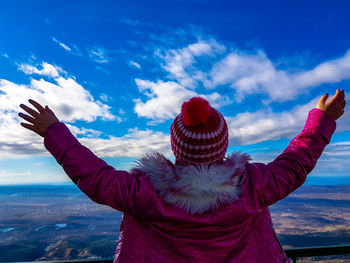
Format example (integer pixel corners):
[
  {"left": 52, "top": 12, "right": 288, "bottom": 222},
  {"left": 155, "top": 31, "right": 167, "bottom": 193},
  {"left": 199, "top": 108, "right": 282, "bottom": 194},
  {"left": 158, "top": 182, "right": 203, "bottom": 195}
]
[{"left": 0, "top": 184, "right": 349, "bottom": 262}]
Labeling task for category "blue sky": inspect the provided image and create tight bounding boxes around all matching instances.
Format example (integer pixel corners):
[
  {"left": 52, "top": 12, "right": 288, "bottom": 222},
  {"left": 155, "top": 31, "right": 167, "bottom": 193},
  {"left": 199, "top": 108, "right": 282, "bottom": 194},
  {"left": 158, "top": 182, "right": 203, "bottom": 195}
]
[{"left": 0, "top": 0, "right": 349, "bottom": 185}]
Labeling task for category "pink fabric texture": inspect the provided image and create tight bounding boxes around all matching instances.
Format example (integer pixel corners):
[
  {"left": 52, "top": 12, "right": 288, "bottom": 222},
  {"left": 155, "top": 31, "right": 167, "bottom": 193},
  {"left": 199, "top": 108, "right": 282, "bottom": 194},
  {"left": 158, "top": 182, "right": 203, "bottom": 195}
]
[{"left": 44, "top": 108, "right": 336, "bottom": 263}]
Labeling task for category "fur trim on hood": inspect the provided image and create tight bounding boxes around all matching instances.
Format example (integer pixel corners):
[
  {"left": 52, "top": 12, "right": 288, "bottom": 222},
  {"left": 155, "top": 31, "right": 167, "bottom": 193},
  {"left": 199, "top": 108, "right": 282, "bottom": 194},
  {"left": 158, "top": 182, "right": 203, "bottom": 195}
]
[{"left": 132, "top": 152, "right": 251, "bottom": 215}]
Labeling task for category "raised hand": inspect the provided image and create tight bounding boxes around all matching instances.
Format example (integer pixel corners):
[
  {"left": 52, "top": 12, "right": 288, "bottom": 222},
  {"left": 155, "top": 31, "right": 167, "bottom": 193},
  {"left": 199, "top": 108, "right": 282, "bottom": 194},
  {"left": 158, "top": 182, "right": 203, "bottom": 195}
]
[
  {"left": 19, "top": 99, "right": 59, "bottom": 137},
  {"left": 317, "top": 89, "right": 346, "bottom": 120}
]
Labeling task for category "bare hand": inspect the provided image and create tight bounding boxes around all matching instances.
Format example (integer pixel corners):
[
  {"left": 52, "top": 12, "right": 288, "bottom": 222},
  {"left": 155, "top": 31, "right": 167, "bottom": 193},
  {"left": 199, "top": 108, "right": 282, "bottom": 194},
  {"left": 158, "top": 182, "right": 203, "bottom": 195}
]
[
  {"left": 19, "top": 99, "right": 59, "bottom": 137},
  {"left": 316, "top": 89, "right": 346, "bottom": 120}
]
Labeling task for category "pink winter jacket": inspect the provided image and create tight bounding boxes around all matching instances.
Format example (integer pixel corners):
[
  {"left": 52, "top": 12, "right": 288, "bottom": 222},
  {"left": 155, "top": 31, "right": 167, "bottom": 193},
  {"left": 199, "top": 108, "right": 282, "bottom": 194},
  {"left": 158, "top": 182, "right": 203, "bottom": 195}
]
[{"left": 44, "top": 108, "right": 336, "bottom": 263}]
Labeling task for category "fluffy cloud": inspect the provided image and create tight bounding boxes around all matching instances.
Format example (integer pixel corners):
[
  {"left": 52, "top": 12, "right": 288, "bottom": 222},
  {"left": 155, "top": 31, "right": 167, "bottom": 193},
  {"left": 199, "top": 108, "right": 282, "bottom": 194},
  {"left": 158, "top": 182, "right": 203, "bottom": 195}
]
[
  {"left": 0, "top": 62, "right": 117, "bottom": 159},
  {"left": 226, "top": 98, "right": 317, "bottom": 145},
  {"left": 17, "top": 62, "right": 65, "bottom": 78},
  {"left": 0, "top": 118, "right": 170, "bottom": 159},
  {"left": 133, "top": 79, "right": 231, "bottom": 123},
  {"left": 0, "top": 61, "right": 173, "bottom": 159},
  {"left": 156, "top": 39, "right": 226, "bottom": 89},
  {"left": 132, "top": 36, "right": 349, "bottom": 162},
  {"left": 208, "top": 49, "right": 350, "bottom": 102},
  {"left": 66, "top": 124, "right": 102, "bottom": 138},
  {"left": 155, "top": 38, "right": 350, "bottom": 103},
  {"left": 295, "top": 51, "right": 350, "bottom": 89},
  {"left": 133, "top": 79, "right": 196, "bottom": 121},
  {"left": 132, "top": 37, "right": 350, "bottom": 149},
  {"left": 79, "top": 128, "right": 171, "bottom": 157},
  {"left": 7, "top": 63, "right": 115, "bottom": 122}
]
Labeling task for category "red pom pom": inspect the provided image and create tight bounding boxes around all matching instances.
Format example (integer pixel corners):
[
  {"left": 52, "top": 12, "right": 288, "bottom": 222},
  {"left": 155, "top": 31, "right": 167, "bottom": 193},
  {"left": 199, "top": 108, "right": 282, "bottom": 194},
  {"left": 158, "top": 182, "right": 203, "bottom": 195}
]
[{"left": 181, "top": 97, "right": 211, "bottom": 126}]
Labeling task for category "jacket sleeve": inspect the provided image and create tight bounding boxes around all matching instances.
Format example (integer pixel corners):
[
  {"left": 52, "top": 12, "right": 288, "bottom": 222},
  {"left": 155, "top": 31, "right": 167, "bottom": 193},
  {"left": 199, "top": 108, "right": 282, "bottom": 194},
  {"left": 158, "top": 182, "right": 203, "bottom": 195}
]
[
  {"left": 249, "top": 108, "right": 336, "bottom": 207},
  {"left": 43, "top": 122, "right": 151, "bottom": 214}
]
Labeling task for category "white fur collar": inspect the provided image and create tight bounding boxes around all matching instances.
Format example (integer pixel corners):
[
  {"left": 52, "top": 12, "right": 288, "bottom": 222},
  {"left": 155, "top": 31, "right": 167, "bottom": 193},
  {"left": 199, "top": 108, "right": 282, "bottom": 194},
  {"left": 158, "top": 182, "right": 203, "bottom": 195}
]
[{"left": 131, "top": 152, "right": 250, "bottom": 215}]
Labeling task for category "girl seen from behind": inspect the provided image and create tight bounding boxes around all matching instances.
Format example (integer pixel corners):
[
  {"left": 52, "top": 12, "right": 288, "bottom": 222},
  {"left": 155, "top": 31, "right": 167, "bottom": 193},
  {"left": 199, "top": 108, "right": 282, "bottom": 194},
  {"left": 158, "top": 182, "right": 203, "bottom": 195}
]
[{"left": 18, "top": 89, "right": 346, "bottom": 263}]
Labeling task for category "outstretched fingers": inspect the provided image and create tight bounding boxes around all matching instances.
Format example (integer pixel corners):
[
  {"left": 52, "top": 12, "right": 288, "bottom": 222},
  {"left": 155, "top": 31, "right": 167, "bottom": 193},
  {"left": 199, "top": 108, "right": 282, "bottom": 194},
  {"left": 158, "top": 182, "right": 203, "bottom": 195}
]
[
  {"left": 45, "top": 105, "right": 55, "bottom": 116},
  {"left": 19, "top": 103, "right": 40, "bottom": 118},
  {"left": 319, "top": 93, "right": 329, "bottom": 105},
  {"left": 18, "top": 112, "right": 36, "bottom": 124},
  {"left": 29, "top": 99, "right": 45, "bottom": 113},
  {"left": 328, "top": 90, "right": 345, "bottom": 107},
  {"left": 20, "top": 122, "right": 37, "bottom": 133},
  {"left": 327, "top": 89, "right": 340, "bottom": 104},
  {"left": 316, "top": 90, "right": 346, "bottom": 121},
  {"left": 18, "top": 99, "right": 59, "bottom": 137},
  {"left": 336, "top": 90, "right": 346, "bottom": 109}
]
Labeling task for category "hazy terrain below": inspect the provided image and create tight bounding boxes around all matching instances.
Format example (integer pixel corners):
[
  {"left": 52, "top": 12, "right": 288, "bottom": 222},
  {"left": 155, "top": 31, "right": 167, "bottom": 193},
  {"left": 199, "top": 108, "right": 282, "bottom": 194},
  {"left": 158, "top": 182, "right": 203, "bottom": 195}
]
[{"left": 0, "top": 185, "right": 349, "bottom": 262}]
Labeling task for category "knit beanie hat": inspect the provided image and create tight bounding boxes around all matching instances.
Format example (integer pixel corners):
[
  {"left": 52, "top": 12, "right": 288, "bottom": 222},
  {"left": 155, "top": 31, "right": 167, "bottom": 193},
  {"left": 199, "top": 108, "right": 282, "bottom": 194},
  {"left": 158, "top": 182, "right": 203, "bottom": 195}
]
[{"left": 171, "top": 97, "right": 229, "bottom": 165}]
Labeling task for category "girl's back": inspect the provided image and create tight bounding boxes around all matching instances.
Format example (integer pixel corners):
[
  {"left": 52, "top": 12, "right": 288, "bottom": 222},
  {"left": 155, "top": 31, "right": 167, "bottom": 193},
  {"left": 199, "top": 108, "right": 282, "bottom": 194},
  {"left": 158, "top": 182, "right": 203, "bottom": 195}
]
[{"left": 18, "top": 91, "right": 345, "bottom": 262}]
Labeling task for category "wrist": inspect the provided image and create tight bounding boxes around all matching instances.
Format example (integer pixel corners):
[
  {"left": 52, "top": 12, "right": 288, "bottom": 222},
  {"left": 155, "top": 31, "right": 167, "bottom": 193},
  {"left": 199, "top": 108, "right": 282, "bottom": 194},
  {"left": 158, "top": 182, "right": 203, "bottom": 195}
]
[
  {"left": 44, "top": 121, "right": 60, "bottom": 137},
  {"left": 315, "top": 107, "right": 336, "bottom": 121}
]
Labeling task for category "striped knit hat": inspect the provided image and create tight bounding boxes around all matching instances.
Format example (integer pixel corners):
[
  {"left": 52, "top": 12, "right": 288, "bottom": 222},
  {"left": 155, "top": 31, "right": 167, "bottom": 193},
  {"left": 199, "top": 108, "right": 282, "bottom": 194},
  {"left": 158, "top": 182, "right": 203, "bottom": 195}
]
[{"left": 171, "top": 97, "right": 229, "bottom": 165}]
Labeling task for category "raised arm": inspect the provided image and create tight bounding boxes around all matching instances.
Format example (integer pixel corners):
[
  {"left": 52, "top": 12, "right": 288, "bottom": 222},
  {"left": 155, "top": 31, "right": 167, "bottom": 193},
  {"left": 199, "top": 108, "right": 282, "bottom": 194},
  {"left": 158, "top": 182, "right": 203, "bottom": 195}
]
[
  {"left": 18, "top": 100, "right": 149, "bottom": 214},
  {"left": 251, "top": 90, "right": 345, "bottom": 207},
  {"left": 19, "top": 99, "right": 59, "bottom": 137}
]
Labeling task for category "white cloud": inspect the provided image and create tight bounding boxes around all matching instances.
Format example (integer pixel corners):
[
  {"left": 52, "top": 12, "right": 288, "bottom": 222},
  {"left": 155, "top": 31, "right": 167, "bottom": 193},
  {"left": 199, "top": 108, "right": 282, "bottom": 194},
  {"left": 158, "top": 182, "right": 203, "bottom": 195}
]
[
  {"left": 0, "top": 61, "right": 171, "bottom": 159},
  {"left": 87, "top": 46, "right": 109, "bottom": 63},
  {"left": 97, "top": 94, "right": 126, "bottom": 123},
  {"left": 0, "top": 76, "right": 115, "bottom": 123},
  {"left": 128, "top": 60, "right": 141, "bottom": 69},
  {"left": 99, "top": 93, "right": 112, "bottom": 102},
  {"left": 323, "top": 141, "right": 350, "bottom": 157},
  {"left": 133, "top": 79, "right": 231, "bottom": 123},
  {"left": 133, "top": 79, "right": 196, "bottom": 122},
  {"left": 79, "top": 128, "right": 171, "bottom": 157},
  {"left": 295, "top": 51, "right": 350, "bottom": 88},
  {"left": 0, "top": 169, "right": 70, "bottom": 185},
  {"left": 18, "top": 62, "right": 65, "bottom": 78},
  {"left": 51, "top": 37, "right": 82, "bottom": 57},
  {"left": 225, "top": 94, "right": 347, "bottom": 146},
  {"left": 51, "top": 37, "right": 72, "bottom": 52},
  {"left": 0, "top": 118, "right": 166, "bottom": 159},
  {"left": 156, "top": 38, "right": 350, "bottom": 103},
  {"left": 0, "top": 111, "right": 47, "bottom": 159},
  {"left": 201, "top": 92, "right": 232, "bottom": 109},
  {"left": 156, "top": 39, "right": 226, "bottom": 88},
  {"left": 66, "top": 124, "right": 102, "bottom": 138},
  {"left": 207, "top": 49, "right": 350, "bottom": 102},
  {"left": 0, "top": 62, "right": 117, "bottom": 159},
  {"left": 133, "top": 36, "right": 349, "bottom": 154},
  {"left": 311, "top": 144, "right": 350, "bottom": 177},
  {"left": 226, "top": 98, "right": 317, "bottom": 145},
  {"left": 2, "top": 35, "right": 349, "bottom": 167}
]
